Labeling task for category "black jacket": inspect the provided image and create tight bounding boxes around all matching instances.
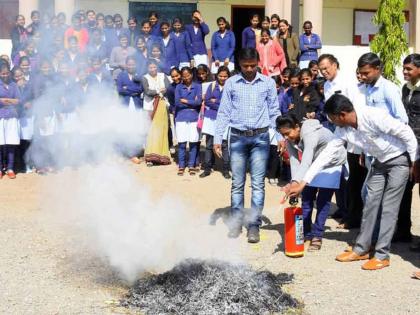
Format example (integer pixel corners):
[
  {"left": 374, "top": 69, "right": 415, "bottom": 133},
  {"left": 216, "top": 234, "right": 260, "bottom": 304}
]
[{"left": 402, "top": 83, "right": 420, "bottom": 145}]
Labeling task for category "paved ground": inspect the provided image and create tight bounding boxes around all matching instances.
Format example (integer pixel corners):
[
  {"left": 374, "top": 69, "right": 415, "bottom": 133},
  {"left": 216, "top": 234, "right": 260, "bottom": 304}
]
[{"left": 0, "top": 162, "right": 419, "bottom": 314}]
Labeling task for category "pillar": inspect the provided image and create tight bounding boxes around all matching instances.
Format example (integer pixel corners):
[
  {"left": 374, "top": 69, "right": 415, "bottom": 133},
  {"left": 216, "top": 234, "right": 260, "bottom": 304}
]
[
  {"left": 19, "top": 0, "right": 39, "bottom": 22},
  {"left": 409, "top": 0, "right": 420, "bottom": 52},
  {"left": 265, "top": 0, "right": 292, "bottom": 23},
  {"left": 55, "top": 0, "right": 76, "bottom": 22},
  {"left": 302, "top": 0, "right": 323, "bottom": 37}
]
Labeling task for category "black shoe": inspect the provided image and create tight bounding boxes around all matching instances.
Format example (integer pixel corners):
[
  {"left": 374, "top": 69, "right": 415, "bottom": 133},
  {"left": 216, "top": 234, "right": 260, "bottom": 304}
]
[
  {"left": 223, "top": 171, "right": 231, "bottom": 179},
  {"left": 247, "top": 226, "right": 260, "bottom": 243},
  {"left": 199, "top": 170, "right": 211, "bottom": 178},
  {"left": 228, "top": 225, "right": 242, "bottom": 238}
]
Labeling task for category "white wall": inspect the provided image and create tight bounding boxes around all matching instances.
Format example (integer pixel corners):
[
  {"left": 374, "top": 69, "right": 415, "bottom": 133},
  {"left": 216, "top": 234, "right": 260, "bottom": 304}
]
[
  {"left": 322, "top": 8, "right": 354, "bottom": 45},
  {"left": 0, "top": 40, "right": 12, "bottom": 58}
]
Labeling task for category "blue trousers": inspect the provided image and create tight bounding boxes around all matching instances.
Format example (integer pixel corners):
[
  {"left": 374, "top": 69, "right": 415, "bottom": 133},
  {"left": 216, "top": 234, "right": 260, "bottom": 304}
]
[
  {"left": 178, "top": 142, "right": 199, "bottom": 169},
  {"left": 302, "top": 186, "right": 335, "bottom": 239},
  {"left": 230, "top": 131, "right": 270, "bottom": 228}
]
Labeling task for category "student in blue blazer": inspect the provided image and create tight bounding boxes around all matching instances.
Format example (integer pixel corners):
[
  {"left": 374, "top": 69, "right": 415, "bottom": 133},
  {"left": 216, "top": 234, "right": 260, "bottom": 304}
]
[
  {"left": 171, "top": 18, "right": 193, "bottom": 69},
  {"left": 116, "top": 56, "right": 143, "bottom": 110},
  {"left": 159, "top": 22, "right": 178, "bottom": 72},
  {"left": 242, "top": 14, "right": 261, "bottom": 48},
  {"left": 149, "top": 11, "right": 161, "bottom": 37},
  {"left": 185, "top": 10, "right": 210, "bottom": 67},
  {"left": 141, "top": 20, "right": 163, "bottom": 54},
  {"left": 200, "top": 66, "right": 231, "bottom": 179},
  {"left": 174, "top": 67, "right": 202, "bottom": 176},
  {"left": 210, "top": 17, "right": 235, "bottom": 74}
]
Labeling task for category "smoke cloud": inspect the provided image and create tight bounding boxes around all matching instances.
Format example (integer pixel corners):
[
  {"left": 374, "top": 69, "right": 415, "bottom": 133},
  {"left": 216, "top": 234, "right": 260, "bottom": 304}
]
[{"left": 34, "top": 86, "right": 241, "bottom": 283}]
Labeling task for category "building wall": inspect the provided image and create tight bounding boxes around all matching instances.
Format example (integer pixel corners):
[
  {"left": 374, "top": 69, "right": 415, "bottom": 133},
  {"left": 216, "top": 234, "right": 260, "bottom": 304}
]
[
  {"left": 321, "top": 8, "right": 354, "bottom": 45},
  {"left": 76, "top": 0, "right": 129, "bottom": 20}
]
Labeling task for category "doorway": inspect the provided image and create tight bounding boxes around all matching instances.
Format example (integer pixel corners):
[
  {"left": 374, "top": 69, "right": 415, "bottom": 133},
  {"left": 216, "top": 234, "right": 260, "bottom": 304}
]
[{"left": 231, "top": 6, "right": 265, "bottom": 53}]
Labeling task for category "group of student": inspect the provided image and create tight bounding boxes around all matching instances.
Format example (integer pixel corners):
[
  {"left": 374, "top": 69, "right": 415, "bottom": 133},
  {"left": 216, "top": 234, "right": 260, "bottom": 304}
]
[
  {"left": 1, "top": 7, "right": 420, "bottom": 275},
  {"left": 0, "top": 7, "right": 324, "bottom": 179}
]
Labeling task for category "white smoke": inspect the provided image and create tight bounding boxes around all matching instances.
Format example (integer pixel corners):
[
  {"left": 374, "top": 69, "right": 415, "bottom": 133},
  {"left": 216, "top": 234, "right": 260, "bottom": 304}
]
[{"left": 33, "top": 87, "right": 241, "bottom": 283}]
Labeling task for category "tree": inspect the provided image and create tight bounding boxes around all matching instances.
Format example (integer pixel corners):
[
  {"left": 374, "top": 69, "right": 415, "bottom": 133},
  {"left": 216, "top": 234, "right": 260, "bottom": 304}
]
[{"left": 370, "top": 0, "right": 408, "bottom": 84}]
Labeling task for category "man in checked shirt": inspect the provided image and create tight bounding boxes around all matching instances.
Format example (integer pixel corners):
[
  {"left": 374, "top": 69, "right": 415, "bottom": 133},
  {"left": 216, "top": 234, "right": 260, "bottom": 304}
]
[
  {"left": 213, "top": 48, "right": 281, "bottom": 243},
  {"left": 289, "top": 94, "right": 417, "bottom": 270}
]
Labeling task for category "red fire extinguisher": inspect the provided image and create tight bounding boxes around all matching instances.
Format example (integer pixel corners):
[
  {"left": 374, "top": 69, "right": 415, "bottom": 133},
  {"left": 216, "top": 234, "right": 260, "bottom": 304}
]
[{"left": 284, "top": 196, "right": 304, "bottom": 257}]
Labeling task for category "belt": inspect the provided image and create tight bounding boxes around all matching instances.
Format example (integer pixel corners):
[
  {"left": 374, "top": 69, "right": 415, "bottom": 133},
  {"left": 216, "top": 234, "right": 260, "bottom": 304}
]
[{"left": 231, "top": 127, "right": 268, "bottom": 137}]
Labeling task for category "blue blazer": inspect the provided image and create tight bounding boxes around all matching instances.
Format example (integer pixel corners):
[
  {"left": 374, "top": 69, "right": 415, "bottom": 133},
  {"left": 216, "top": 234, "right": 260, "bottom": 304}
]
[
  {"left": 299, "top": 33, "right": 322, "bottom": 61},
  {"left": 142, "top": 34, "right": 164, "bottom": 55},
  {"left": 174, "top": 82, "right": 202, "bottom": 122},
  {"left": 172, "top": 31, "right": 192, "bottom": 64},
  {"left": 151, "top": 22, "right": 162, "bottom": 37},
  {"left": 116, "top": 71, "right": 143, "bottom": 109},
  {"left": 87, "top": 71, "right": 113, "bottom": 89},
  {"left": 185, "top": 23, "right": 210, "bottom": 55},
  {"left": 204, "top": 82, "right": 222, "bottom": 120},
  {"left": 86, "top": 42, "right": 108, "bottom": 62},
  {"left": 242, "top": 26, "right": 256, "bottom": 48},
  {"left": 104, "top": 27, "right": 129, "bottom": 55},
  {"left": 211, "top": 30, "right": 235, "bottom": 62},
  {"left": 134, "top": 51, "right": 148, "bottom": 76},
  {"left": 160, "top": 34, "right": 178, "bottom": 70}
]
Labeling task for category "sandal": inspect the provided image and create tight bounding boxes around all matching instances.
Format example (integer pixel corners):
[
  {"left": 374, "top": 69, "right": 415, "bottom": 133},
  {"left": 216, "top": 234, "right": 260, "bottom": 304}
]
[
  {"left": 308, "top": 238, "right": 322, "bottom": 251},
  {"left": 177, "top": 168, "right": 185, "bottom": 176},
  {"left": 411, "top": 271, "right": 420, "bottom": 280},
  {"left": 189, "top": 167, "right": 197, "bottom": 176}
]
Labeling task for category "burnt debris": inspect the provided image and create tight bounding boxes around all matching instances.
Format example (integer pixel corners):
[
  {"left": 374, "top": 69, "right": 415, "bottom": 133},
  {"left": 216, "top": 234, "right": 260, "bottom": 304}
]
[{"left": 120, "top": 259, "right": 300, "bottom": 315}]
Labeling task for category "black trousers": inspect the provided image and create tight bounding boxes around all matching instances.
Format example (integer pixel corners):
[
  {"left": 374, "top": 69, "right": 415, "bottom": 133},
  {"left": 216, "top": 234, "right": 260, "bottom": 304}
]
[
  {"left": 395, "top": 179, "right": 415, "bottom": 236},
  {"left": 203, "top": 135, "right": 229, "bottom": 172},
  {"left": 16, "top": 140, "right": 31, "bottom": 172},
  {"left": 267, "top": 145, "right": 282, "bottom": 179},
  {"left": 345, "top": 152, "right": 368, "bottom": 228}
]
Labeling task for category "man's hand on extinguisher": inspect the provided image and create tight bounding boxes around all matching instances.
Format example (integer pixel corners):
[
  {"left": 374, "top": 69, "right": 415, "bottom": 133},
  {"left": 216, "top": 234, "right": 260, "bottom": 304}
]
[
  {"left": 280, "top": 183, "right": 290, "bottom": 204},
  {"left": 289, "top": 181, "right": 306, "bottom": 197}
]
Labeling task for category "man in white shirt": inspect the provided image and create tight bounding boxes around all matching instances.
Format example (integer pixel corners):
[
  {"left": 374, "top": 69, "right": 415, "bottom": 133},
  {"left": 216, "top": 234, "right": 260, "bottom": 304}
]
[
  {"left": 318, "top": 54, "right": 367, "bottom": 228},
  {"left": 289, "top": 94, "right": 417, "bottom": 270}
]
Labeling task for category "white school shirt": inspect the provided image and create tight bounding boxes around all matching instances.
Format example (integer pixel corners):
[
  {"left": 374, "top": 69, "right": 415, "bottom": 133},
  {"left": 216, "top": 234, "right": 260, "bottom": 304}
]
[
  {"left": 324, "top": 71, "right": 366, "bottom": 154},
  {"left": 302, "top": 106, "right": 418, "bottom": 184}
]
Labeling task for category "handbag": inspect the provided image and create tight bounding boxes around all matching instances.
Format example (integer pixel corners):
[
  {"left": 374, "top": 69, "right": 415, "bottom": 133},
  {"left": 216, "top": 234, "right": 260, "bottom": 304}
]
[
  {"left": 197, "top": 81, "right": 217, "bottom": 130},
  {"left": 197, "top": 101, "right": 205, "bottom": 130}
]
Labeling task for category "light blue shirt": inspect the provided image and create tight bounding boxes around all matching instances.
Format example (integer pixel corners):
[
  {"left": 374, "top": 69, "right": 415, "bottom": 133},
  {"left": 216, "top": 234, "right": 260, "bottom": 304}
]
[
  {"left": 214, "top": 72, "right": 280, "bottom": 144},
  {"left": 363, "top": 76, "right": 408, "bottom": 123}
]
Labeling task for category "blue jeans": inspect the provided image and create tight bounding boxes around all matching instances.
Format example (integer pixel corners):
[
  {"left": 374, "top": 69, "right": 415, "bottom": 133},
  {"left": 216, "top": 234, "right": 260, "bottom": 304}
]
[
  {"left": 178, "top": 142, "right": 199, "bottom": 169},
  {"left": 229, "top": 131, "right": 270, "bottom": 228},
  {"left": 302, "top": 186, "right": 335, "bottom": 239}
]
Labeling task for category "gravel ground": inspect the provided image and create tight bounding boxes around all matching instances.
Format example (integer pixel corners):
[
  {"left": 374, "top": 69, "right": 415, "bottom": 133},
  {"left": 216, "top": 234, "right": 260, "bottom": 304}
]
[{"left": 0, "top": 163, "right": 419, "bottom": 314}]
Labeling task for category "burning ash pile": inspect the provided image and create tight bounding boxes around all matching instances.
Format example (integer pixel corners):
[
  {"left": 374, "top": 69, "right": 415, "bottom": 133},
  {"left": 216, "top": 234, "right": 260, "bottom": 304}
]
[{"left": 120, "top": 259, "right": 300, "bottom": 315}]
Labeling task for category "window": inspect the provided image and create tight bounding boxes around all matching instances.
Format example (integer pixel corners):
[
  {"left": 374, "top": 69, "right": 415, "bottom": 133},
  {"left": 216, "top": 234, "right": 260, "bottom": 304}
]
[
  {"left": 353, "top": 9, "right": 409, "bottom": 46},
  {"left": 129, "top": 2, "right": 197, "bottom": 26}
]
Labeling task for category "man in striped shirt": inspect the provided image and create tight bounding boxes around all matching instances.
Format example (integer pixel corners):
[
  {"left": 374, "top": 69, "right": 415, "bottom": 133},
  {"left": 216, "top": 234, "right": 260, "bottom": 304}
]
[{"left": 214, "top": 48, "right": 281, "bottom": 243}]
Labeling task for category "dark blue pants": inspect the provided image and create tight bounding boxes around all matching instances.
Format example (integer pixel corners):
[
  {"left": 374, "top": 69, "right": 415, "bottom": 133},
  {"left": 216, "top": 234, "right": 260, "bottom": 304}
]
[
  {"left": 302, "top": 186, "right": 335, "bottom": 239},
  {"left": 0, "top": 145, "right": 16, "bottom": 171},
  {"left": 178, "top": 142, "right": 199, "bottom": 169}
]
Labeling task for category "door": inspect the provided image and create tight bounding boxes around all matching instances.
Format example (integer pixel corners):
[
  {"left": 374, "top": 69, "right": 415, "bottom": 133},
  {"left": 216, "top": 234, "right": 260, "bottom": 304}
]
[{"left": 231, "top": 6, "right": 265, "bottom": 53}]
